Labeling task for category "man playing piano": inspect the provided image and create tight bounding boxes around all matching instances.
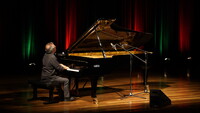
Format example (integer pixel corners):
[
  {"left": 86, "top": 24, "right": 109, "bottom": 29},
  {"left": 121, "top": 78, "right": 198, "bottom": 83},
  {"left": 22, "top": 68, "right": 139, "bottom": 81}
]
[{"left": 41, "top": 42, "right": 75, "bottom": 101}]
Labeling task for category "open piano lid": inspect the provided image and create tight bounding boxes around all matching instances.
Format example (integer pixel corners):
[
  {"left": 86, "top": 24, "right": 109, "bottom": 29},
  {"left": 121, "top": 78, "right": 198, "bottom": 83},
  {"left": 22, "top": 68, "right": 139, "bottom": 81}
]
[{"left": 66, "top": 18, "right": 153, "bottom": 55}]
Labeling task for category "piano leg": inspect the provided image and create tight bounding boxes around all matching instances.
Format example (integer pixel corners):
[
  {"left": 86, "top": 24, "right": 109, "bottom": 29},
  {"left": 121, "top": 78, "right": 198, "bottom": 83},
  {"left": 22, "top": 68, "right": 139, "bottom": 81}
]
[
  {"left": 90, "top": 76, "right": 99, "bottom": 104},
  {"left": 74, "top": 78, "right": 79, "bottom": 96},
  {"left": 90, "top": 76, "right": 98, "bottom": 98}
]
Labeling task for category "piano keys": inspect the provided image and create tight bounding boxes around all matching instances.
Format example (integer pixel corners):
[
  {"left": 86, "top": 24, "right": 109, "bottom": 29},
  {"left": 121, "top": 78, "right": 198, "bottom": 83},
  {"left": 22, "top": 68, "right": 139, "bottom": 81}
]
[
  {"left": 57, "top": 18, "right": 153, "bottom": 102},
  {"left": 66, "top": 68, "right": 80, "bottom": 72}
]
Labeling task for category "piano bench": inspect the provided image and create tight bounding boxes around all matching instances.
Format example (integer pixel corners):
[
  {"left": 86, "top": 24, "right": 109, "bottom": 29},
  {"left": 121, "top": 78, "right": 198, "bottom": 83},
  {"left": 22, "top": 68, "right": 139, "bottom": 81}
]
[{"left": 28, "top": 80, "right": 59, "bottom": 104}]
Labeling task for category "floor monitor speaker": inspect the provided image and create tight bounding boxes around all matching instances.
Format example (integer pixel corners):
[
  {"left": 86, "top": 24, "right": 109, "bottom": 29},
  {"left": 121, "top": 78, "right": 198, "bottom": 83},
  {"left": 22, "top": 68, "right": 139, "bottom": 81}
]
[{"left": 150, "top": 89, "right": 171, "bottom": 107}]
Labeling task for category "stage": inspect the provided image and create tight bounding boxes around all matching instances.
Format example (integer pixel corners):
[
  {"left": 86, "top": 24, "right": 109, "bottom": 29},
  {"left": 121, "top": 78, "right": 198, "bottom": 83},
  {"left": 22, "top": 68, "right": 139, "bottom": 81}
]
[{"left": 0, "top": 60, "right": 200, "bottom": 113}]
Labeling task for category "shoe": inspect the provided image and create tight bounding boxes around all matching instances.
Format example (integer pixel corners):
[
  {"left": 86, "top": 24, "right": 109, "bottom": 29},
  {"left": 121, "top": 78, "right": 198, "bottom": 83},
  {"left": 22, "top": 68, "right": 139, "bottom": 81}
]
[
  {"left": 64, "top": 97, "right": 76, "bottom": 101},
  {"left": 92, "top": 98, "right": 98, "bottom": 104}
]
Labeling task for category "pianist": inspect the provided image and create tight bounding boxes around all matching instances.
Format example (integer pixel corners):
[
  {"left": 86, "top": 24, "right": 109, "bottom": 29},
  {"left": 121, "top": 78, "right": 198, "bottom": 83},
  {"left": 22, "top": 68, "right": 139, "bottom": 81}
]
[{"left": 41, "top": 42, "right": 75, "bottom": 101}]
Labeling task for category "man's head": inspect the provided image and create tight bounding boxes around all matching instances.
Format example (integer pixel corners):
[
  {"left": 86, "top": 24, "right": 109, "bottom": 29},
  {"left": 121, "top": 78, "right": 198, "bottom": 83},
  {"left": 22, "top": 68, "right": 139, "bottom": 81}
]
[{"left": 45, "top": 42, "right": 56, "bottom": 54}]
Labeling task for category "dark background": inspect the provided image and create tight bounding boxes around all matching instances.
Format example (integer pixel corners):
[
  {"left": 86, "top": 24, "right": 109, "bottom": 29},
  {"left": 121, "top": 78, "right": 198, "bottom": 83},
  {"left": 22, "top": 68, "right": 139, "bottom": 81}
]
[{"left": 0, "top": 0, "right": 199, "bottom": 77}]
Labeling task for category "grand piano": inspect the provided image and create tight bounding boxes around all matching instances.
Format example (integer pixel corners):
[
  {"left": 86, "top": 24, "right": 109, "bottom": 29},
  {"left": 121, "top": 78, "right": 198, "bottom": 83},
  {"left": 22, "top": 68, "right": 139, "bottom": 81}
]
[{"left": 57, "top": 18, "right": 153, "bottom": 102}]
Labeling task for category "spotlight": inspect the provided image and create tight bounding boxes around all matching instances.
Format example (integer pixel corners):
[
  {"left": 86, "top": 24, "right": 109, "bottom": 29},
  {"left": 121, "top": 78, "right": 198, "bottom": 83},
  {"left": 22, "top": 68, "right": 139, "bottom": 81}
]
[
  {"left": 187, "top": 57, "right": 192, "bottom": 60},
  {"left": 164, "top": 57, "right": 170, "bottom": 61},
  {"left": 29, "top": 63, "right": 36, "bottom": 66}
]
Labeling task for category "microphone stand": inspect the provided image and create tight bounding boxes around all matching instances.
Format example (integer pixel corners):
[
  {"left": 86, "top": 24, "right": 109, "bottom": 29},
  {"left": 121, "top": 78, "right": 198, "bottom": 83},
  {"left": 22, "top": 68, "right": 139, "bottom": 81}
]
[
  {"left": 115, "top": 44, "right": 149, "bottom": 99},
  {"left": 126, "top": 45, "right": 150, "bottom": 93}
]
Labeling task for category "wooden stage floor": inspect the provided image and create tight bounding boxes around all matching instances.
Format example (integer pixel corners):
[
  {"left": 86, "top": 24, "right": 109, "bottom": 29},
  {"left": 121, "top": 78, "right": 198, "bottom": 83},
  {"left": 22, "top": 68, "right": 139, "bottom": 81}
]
[{"left": 0, "top": 62, "right": 200, "bottom": 113}]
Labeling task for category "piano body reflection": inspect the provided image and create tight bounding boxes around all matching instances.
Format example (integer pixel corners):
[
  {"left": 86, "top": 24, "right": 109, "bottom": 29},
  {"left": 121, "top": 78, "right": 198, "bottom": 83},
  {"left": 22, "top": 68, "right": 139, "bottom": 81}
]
[{"left": 57, "top": 19, "right": 153, "bottom": 101}]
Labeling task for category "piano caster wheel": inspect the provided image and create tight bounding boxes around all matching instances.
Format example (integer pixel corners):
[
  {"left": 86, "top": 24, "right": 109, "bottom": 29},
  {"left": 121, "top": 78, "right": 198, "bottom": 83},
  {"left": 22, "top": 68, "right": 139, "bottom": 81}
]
[
  {"left": 144, "top": 85, "right": 150, "bottom": 93},
  {"left": 92, "top": 98, "right": 99, "bottom": 104}
]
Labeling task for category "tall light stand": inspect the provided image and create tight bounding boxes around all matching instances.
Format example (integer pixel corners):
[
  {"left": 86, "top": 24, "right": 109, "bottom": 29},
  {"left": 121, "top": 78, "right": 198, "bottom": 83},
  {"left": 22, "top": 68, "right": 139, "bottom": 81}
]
[
  {"left": 128, "top": 54, "right": 134, "bottom": 96},
  {"left": 144, "top": 52, "right": 149, "bottom": 93}
]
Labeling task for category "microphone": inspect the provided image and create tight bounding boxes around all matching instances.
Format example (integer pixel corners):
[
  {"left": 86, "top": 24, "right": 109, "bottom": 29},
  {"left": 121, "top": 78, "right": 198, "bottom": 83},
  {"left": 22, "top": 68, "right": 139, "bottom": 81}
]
[{"left": 110, "top": 43, "right": 117, "bottom": 51}]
